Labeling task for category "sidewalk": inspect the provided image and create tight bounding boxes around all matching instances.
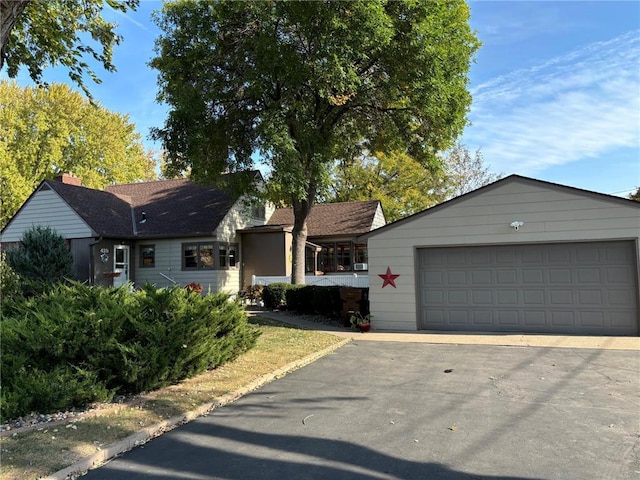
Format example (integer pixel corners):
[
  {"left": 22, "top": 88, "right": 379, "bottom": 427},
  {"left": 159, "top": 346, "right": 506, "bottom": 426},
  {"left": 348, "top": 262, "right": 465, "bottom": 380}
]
[{"left": 251, "top": 309, "right": 640, "bottom": 351}]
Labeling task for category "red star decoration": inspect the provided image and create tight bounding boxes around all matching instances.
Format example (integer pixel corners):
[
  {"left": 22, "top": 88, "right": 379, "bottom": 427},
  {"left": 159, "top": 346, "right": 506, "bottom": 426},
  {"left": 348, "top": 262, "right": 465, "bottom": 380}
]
[{"left": 379, "top": 267, "right": 400, "bottom": 288}]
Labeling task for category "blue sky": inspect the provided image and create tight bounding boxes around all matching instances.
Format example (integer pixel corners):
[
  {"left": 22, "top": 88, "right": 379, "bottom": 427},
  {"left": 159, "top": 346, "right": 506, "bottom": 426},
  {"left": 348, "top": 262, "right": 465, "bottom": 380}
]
[{"left": 4, "top": 1, "right": 639, "bottom": 197}]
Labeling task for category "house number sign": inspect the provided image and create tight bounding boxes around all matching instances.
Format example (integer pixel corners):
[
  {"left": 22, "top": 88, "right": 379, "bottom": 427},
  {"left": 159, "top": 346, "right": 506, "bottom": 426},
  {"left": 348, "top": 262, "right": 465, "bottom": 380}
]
[{"left": 100, "top": 248, "right": 109, "bottom": 263}]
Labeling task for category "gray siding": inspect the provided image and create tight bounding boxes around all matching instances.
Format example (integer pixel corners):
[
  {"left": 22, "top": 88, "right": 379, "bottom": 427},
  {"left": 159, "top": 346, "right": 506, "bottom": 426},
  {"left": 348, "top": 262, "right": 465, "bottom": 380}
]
[
  {"left": 133, "top": 198, "right": 261, "bottom": 294},
  {"left": 1, "top": 189, "right": 93, "bottom": 242},
  {"left": 367, "top": 179, "right": 640, "bottom": 331}
]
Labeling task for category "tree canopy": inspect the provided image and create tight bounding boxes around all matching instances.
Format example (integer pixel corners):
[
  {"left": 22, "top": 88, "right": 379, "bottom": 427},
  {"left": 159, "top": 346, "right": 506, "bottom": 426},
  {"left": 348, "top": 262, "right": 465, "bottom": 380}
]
[
  {"left": 152, "top": 0, "right": 480, "bottom": 283},
  {"left": 0, "top": 0, "right": 139, "bottom": 99},
  {"left": 329, "top": 143, "right": 500, "bottom": 222},
  {"left": 329, "top": 150, "right": 449, "bottom": 223},
  {"left": 0, "top": 81, "right": 157, "bottom": 228},
  {"left": 628, "top": 187, "right": 640, "bottom": 202}
]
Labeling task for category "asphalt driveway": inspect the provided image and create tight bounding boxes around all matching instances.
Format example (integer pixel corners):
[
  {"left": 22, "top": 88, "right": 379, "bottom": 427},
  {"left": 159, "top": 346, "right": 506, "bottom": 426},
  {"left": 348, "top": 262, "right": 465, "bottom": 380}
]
[{"left": 82, "top": 341, "right": 639, "bottom": 480}]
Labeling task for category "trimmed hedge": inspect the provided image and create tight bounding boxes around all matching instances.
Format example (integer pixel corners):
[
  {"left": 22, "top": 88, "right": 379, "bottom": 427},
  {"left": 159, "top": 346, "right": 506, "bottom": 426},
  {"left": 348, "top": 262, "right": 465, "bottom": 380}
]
[
  {"left": 261, "top": 283, "right": 343, "bottom": 317},
  {"left": 261, "top": 282, "right": 296, "bottom": 309},
  {"left": 0, "top": 283, "right": 259, "bottom": 421},
  {"left": 285, "top": 286, "right": 342, "bottom": 317}
]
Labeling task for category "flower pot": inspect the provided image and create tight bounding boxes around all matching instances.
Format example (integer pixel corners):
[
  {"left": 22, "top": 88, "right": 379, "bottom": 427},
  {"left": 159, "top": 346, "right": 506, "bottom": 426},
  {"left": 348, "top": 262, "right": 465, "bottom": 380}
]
[{"left": 358, "top": 323, "right": 371, "bottom": 332}]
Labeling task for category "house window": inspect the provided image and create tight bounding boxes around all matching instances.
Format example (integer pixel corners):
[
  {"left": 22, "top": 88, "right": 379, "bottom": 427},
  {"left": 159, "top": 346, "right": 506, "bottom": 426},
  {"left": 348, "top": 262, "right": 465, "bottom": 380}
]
[
  {"left": 183, "top": 243, "right": 215, "bottom": 270},
  {"left": 354, "top": 244, "right": 368, "bottom": 264},
  {"left": 314, "top": 242, "right": 368, "bottom": 273},
  {"left": 305, "top": 248, "right": 315, "bottom": 273},
  {"left": 336, "top": 242, "right": 351, "bottom": 271},
  {"left": 218, "top": 243, "right": 239, "bottom": 269},
  {"left": 318, "top": 244, "right": 335, "bottom": 272},
  {"left": 140, "top": 245, "right": 155, "bottom": 268}
]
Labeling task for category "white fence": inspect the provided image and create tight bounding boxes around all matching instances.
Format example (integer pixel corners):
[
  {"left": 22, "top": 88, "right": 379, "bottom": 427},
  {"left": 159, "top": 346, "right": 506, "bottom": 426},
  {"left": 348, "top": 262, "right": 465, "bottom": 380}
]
[{"left": 252, "top": 274, "right": 369, "bottom": 288}]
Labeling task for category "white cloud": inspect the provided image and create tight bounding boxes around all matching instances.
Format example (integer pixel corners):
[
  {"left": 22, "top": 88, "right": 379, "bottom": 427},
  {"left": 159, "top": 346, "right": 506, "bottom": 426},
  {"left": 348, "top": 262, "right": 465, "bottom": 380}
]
[{"left": 465, "top": 30, "right": 640, "bottom": 175}]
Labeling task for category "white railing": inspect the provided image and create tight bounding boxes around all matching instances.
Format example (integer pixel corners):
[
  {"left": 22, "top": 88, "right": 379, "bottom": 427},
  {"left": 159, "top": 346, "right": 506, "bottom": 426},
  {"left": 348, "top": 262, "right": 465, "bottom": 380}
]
[{"left": 252, "top": 274, "right": 369, "bottom": 288}]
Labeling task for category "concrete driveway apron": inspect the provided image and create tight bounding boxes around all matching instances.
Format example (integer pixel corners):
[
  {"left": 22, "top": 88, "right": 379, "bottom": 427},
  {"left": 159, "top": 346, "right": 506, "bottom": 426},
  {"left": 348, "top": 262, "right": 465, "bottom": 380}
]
[{"left": 81, "top": 340, "right": 639, "bottom": 480}]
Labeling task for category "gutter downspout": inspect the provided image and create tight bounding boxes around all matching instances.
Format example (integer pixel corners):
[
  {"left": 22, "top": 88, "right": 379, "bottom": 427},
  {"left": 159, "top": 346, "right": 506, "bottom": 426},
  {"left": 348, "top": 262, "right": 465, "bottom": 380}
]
[{"left": 88, "top": 236, "right": 103, "bottom": 285}]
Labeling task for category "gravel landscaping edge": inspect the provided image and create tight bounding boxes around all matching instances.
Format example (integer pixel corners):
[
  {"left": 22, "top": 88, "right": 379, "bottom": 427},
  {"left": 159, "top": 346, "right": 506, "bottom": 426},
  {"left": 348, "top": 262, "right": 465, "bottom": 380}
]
[{"left": 42, "top": 336, "right": 351, "bottom": 480}]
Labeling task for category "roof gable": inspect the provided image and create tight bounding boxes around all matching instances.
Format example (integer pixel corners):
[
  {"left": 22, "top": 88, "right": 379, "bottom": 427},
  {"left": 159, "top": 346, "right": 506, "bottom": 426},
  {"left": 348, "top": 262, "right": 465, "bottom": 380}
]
[
  {"left": 361, "top": 175, "right": 640, "bottom": 240},
  {"left": 267, "top": 200, "right": 382, "bottom": 237},
  {"left": 46, "top": 180, "right": 135, "bottom": 237},
  {"left": 3, "top": 175, "right": 247, "bottom": 240}
]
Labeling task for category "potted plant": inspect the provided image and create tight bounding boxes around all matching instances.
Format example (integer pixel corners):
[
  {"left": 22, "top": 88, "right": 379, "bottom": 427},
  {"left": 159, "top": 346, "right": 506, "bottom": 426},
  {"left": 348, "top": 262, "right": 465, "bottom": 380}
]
[
  {"left": 350, "top": 312, "right": 372, "bottom": 332},
  {"left": 185, "top": 282, "right": 204, "bottom": 294}
]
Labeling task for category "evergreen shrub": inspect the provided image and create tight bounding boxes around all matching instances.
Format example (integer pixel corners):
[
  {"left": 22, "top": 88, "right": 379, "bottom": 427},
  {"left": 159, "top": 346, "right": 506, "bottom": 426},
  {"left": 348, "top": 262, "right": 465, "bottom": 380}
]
[
  {"left": 0, "top": 282, "right": 259, "bottom": 421},
  {"left": 261, "top": 282, "right": 295, "bottom": 309},
  {"left": 4, "top": 226, "right": 73, "bottom": 288}
]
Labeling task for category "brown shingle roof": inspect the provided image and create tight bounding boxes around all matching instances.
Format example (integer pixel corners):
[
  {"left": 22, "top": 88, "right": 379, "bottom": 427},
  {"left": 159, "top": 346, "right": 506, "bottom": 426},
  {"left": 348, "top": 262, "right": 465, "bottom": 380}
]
[
  {"left": 267, "top": 200, "right": 381, "bottom": 237},
  {"left": 106, "top": 179, "right": 235, "bottom": 238},
  {"left": 46, "top": 177, "right": 237, "bottom": 239}
]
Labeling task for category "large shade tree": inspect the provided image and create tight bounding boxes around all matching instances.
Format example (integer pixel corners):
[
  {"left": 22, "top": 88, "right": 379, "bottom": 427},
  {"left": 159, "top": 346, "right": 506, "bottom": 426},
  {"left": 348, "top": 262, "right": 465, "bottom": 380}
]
[
  {"left": 0, "top": 0, "right": 139, "bottom": 99},
  {"left": 0, "top": 81, "right": 157, "bottom": 228},
  {"left": 152, "top": 0, "right": 480, "bottom": 283}
]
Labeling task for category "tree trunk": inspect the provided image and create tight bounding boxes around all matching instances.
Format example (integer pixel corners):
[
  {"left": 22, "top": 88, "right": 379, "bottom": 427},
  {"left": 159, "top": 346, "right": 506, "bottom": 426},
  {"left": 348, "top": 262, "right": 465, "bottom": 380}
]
[
  {"left": 291, "top": 195, "right": 313, "bottom": 285},
  {"left": 0, "top": 0, "right": 30, "bottom": 69}
]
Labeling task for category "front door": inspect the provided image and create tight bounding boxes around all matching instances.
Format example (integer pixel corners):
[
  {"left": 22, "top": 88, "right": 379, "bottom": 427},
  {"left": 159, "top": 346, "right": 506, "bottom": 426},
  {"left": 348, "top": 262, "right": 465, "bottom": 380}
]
[{"left": 113, "top": 245, "right": 130, "bottom": 287}]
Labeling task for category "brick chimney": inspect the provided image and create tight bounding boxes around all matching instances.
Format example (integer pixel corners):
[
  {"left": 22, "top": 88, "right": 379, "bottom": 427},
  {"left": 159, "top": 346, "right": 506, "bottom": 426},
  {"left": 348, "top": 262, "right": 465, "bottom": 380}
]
[{"left": 54, "top": 172, "right": 82, "bottom": 186}]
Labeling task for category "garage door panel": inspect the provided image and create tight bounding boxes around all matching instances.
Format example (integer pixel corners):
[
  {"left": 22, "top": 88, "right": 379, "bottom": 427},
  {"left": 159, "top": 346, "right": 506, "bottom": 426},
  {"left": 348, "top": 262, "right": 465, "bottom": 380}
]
[
  {"left": 611, "top": 312, "right": 635, "bottom": 328},
  {"left": 551, "top": 311, "right": 575, "bottom": 327},
  {"left": 548, "top": 268, "right": 572, "bottom": 283},
  {"left": 577, "top": 268, "right": 600, "bottom": 283},
  {"left": 447, "top": 271, "right": 467, "bottom": 284},
  {"left": 418, "top": 241, "right": 638, "bottom": 335},
  {"left": 472, "top": 290, "right": 493, "bottom": 304},
  {"left": 497, "top": 311, "right": 519, "bottom": 325},
  {"left": 496, "top": 270, "right": 516, "bottom": 284},
  {"left": 472, "top": 310, "right": 493, "bottom": 325},
  {"left": 523, "top": 289, "right": 545, "bottom": 305},
  {"left": 524, "top": 311, "right": 546, "bottom": 325},
  {"left": 607, "top": 267, "right": 633, "bottom": 283},
  {"left": 550, "top": 290, "right": 572, "bottom": 304},
  {"left": 471, "top": 270, "right": 492, "bottom": 284},
  {"left": 522, "top": 269, "right": 544, "bottom": 283}
]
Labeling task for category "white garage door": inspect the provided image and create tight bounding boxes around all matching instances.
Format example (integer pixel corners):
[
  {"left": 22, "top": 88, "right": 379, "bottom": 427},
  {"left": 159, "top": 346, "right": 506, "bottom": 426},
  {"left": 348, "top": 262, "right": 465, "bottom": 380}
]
[{"left": 418, "top": 241, "right": 638, "bottom": 335}]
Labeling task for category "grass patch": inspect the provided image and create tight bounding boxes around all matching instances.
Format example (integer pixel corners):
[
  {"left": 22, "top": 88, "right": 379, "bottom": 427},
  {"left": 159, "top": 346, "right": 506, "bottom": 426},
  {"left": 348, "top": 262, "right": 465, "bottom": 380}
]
[{"left": 0, "top": 316, "right": 345, "bottom": 480}]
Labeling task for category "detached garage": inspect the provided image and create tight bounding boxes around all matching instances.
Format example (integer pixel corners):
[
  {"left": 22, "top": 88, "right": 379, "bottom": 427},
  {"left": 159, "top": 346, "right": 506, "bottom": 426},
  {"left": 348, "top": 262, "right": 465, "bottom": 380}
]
[{"left": 363, "top": 175, "right": 640, "bottom": 336}]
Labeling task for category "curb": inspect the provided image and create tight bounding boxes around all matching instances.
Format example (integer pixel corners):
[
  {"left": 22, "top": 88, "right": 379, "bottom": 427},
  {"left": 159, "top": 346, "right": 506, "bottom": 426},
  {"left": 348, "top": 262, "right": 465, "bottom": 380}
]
[{"left": 42, "top": 337, "right": 350, "bottom": 480}]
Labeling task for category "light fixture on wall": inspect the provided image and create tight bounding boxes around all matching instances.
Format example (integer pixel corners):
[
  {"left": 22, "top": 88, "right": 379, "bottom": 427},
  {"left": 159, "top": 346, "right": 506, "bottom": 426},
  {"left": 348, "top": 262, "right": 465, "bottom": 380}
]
[
  {"left": 139, "top": 212, "right": 147, "bottom": 224},
  {"left": 510, "top": 221, "right": 524, "bottom": 231}
]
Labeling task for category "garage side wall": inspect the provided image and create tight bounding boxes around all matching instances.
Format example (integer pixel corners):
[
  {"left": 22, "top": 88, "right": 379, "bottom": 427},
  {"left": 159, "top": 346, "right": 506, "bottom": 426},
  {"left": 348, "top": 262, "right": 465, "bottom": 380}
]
[{"left": 368, "top": 180, "right": 640, "bottom": 331}]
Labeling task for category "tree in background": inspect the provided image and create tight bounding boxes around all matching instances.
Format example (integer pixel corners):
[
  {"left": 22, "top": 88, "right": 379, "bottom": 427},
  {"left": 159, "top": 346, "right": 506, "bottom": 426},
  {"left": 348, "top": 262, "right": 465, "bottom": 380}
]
[
  {"left": 151, "top": 0, "right": 480, "bottom": 283},
  {"left": 443, "top": 142, "right": 501, "bottom": 198},
  {"left": 628, "top": 187, "right": 640, "bottom": 201},
  {"left": 328, "top": 143, "right": 500, "bottom": 222},
  {"left": 329, "top": 151, "right": 449, "bottom": 223},
  {"left": 0, "top": 0, "right": 139, "bottom": 99},
  {"left": 0, "top": 81, "right": 157, "bottom": 228}
]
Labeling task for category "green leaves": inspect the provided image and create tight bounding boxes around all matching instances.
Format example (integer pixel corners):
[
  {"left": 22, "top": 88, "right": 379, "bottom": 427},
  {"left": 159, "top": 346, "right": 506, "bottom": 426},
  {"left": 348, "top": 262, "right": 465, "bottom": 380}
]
[
  {"left": 152, "top": 0, "right": 480, "bottom": 199},
  {"left": 5, "top": 226, "right": 74, "bottom": 286},
  {"left": 152, "top": 0, "right": 480, "bottom": 283},
  {"left": 0, "top": 282, "right": 259, "bottom": 420},
  {"left": 1, "top": 0, "right": 140, "bottom": 99},
  {"left": 0, "top": 81, "right": 157, "bottom": 228}
]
